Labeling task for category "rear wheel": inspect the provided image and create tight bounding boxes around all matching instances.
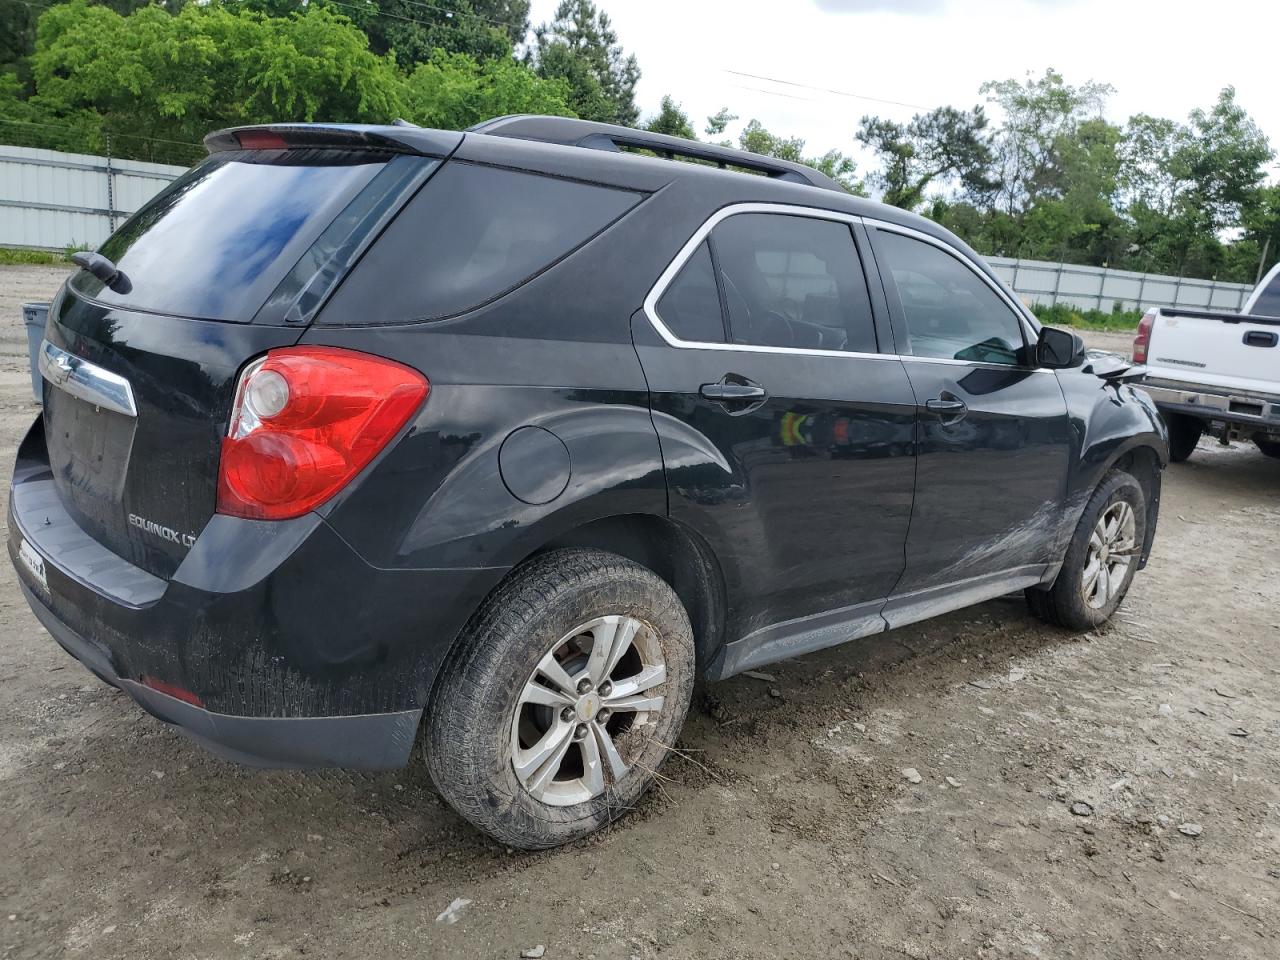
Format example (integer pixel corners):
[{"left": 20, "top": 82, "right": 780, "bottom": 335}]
[
  {"left": 425, "top": 549, "right": 695, "bottom": 849},
  {"left": 1165, "top": 413, "right": 1203, "bottom": 463},
  {"left": 1026, "top": 471, "right": 1146, "bottom": 631},
  {"left": 1255, "top": 438, "right": 1280, "bottom": 459}
]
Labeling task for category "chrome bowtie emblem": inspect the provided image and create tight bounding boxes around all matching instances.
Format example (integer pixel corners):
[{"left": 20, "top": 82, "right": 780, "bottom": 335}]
[{"left": 47, "top": 353, "right": 74, "bottom": 385}]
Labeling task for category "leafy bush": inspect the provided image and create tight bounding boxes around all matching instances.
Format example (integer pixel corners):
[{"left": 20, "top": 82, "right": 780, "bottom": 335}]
[
  {"left": 1030, "top": 302, "right": 1144, "bottom": 331},
  {"left": 0, "top": 247, "right": 72, "bottom": 265}
]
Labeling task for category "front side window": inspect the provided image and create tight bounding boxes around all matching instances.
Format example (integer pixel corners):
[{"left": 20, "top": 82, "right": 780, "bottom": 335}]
[
  {"left": 710, "top": 213, "right": 878, "bottom": 353},
  {"left": 876, "top": 231, "right": 1026, "bottom": 365}
]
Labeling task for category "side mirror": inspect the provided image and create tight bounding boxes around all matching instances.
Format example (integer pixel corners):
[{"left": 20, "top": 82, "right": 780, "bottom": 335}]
[{"left": 1036, "top": 325, "right": 1085, "bottom": 369}]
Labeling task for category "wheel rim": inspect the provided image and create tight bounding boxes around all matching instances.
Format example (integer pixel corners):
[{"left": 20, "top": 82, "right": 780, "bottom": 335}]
[
  {"left": 510, "top": 615, "right": 667, "bottom": 807},
  {"left": 1082, "top": 499, "right": 1137, "bottom": 609}
]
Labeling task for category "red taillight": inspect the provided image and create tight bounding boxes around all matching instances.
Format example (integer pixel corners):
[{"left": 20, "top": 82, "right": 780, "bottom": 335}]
[
  {"left": 1133, "top": 310, "right": 1155, "bottom": 363},
  {"left": 216, "top": 347, "right": 428, "bottom": 520},
  {"left": 236, "top": 130, "right": 289, "bottom": 150},
  {"left": 139, "top": 675, "right": 204, "bottom": 708}
]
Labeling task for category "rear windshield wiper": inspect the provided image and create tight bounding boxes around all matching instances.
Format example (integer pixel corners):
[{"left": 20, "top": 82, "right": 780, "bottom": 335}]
[{"left": 72, "top": 251, "right": 132, "bottom": 294}]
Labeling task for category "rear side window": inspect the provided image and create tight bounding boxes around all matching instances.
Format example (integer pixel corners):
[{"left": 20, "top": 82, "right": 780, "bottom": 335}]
[
  {"left": 74, "top": 150, "right": 411, "bottom": 322},
  {"left": 656, "top": 241, "right": 726, "bottom": 343},
  {"left": 324, "top": 162, "right": 642, "bottom": 323},
  {"left": 876, "top": 230, "right": 1026, "bottom": 365},
  {"left": 711, "top": 214, "right": 877, "bottom": 353}
]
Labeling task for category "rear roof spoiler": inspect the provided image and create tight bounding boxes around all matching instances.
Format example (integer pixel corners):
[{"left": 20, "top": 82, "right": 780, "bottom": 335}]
[
  {"left": 204, "top": 123, "right": 463, "bottom": 158},
  {"left": 468, "top": 115, "right": 847, "bottom": 193}
]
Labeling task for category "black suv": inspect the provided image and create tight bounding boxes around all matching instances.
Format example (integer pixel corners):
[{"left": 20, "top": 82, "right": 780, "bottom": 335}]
[{"left": 9, "top": 116, "right": 1168, "bottom": 848}]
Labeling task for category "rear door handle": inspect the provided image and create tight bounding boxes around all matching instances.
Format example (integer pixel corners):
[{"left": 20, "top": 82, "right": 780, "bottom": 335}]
[
  {"left": 700, "top": 376, "right": 768, "bottom": 415},
  {"left": 925, "top": 396, "right": 967, "bottom": 422}
]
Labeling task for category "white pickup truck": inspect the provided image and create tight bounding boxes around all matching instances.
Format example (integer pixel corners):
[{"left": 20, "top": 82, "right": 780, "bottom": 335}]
[{"left": 1134, "top": 262, "right": 1280, "bottom": 462}]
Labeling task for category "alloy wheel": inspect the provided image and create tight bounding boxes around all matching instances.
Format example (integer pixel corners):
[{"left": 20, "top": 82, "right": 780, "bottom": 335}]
[
  {"left": 510, "top": 615, "right": 667, "bottom": 806},
  {"left": 1082, "top": 499, "right": 1138, "bottom": 609}
]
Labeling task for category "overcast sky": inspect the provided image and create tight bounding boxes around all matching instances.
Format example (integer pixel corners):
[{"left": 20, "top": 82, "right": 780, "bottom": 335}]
[{"left": 528, "top": 0, "right": 1278, "bottom": 172}]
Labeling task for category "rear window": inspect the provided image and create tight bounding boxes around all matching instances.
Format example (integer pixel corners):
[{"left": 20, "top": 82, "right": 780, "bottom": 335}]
[
  {"left": 1253, "top": 273, "right": 1280, "bottom": 318},
  {"left": 72, "top": 150, "right": 428, "bottom": 323},
  {"left": 321, "top": 162, "right": 642, "bottom": 324}
]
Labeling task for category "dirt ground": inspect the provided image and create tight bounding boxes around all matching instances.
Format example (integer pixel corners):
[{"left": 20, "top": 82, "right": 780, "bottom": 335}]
[{"left": 1, "top": 264, "right": 1277, "bottom": 959}]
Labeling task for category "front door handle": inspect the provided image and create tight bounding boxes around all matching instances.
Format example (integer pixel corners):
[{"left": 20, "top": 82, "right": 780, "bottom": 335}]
[
  {"left": 700, "top": 382, "right": 767, "bottom": 401},
  {"left": 1243, "top": 330, "right": 1278, "bottom": 348},
  {"left": 925, "top": 395, "right": 967, "bottom": 423}
]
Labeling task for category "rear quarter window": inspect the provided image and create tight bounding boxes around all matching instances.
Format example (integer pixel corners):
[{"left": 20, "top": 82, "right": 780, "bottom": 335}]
[{"left": 321, "top": 162, "right": 642, "bottom": 324}]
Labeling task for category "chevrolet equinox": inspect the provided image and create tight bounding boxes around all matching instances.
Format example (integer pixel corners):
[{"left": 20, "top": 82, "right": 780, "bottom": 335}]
[{"left": 9, "top": 116, "right": 1168, "bottom": 848}]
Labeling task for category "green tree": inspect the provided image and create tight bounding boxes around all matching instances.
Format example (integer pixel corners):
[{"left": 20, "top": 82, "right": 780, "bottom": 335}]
[
  {"left": 402, "top": 49, "right": 573, "bottom": 130},
  {"left": 980, "top": 68, "right": 1114, "bottom": 216},
  {"left": 704, "top": 106, "right": 736, "bottom": 139},
  {"left": 528, "top": 0, "right": 639, "bottom": 125},
  {"left": 319, "top": 0, "right": 520, "bottom": 69},
  {"left": 856, "top": 105, "right": 993, "bottom": 210},
  {"left": 642, "top": 95, "right": 694, "bottom": 139},
  {"left": 470, "top": 0, "right": 530, "bottom": 47},
  {"left": 1118, "top": 87, "right": 1273, "bottom": 278},
  {"left": 738, "top": 119, "right": 863, "bottom": 195},
  {"left": 29, "top": 1, "right": 405, "bottom": 161}
]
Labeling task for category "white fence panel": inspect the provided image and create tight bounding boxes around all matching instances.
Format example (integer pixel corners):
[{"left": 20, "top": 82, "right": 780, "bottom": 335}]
[
  {"left": 0, "top": 145, "right": 185, "bottom": 250},
  {"left": 986, "top": 256, "right": 1254, "bottom": 313}
]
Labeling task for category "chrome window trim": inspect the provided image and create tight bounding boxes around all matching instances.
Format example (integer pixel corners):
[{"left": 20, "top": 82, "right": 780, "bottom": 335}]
[
  {"left": 642, "top": 202, "right": 892, "bottom": 362},
  {"left": 642, "top": 202, "right": 1050, "bottom": 373},
  {"left": 38, "top": 339, "right": 138, "bottom": 418}
]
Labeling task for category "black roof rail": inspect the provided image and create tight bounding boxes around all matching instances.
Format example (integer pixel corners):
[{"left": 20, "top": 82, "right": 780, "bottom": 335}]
[{"left": 468, "top": 115, "right": 847, "bottom": 193}]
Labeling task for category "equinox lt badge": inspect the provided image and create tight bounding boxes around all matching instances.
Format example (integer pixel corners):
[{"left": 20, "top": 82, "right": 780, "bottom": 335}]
[{"left": 128, "top": 513, "right": 196, "bottom": 548}]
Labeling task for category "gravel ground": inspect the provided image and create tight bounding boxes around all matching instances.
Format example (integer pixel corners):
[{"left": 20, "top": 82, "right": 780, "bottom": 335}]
[{"left": 0, "top": 265, "right": 1277, "bottom": 959}]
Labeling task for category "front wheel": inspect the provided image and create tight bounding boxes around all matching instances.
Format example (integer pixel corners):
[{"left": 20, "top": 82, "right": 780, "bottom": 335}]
[
  {"left": 425, "top": 549, "right": 695, "bottom": 849},
  {"left": 1026, "top": 471, "right": 1147, "bottom": 631},
  {"left": 1165, "top": 413, "right": 1203, "bottom": 463}
]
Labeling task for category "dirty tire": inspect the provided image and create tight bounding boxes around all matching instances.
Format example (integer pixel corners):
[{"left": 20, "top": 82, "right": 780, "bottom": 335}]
[
  {"left": 425, "top": 549, "right": 695, "bottom": 850},
  {"left": 1255, "top": 438, "right": 1280, "bottom": 459},
  {"left": 1025, "top": 471, "right": 1146, "bottom": 631},
  {"left": 1165, "top": 413, "right": 1202, "bottom": 463}
]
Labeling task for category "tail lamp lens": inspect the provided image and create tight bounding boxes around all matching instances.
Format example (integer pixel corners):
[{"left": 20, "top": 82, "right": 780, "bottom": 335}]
[
  {"left": 217, "top": 346, "right": 428, "bottom": 520},
  {"left": 1133, "top": 310, "right": 1155, "bottom": 363}
]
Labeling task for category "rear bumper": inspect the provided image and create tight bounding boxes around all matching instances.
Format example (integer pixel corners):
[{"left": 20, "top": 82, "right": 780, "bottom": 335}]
[
  {"left": 1140, "top": 378, "right": 1280, "bottom": 433},
  {"left": 19, "top": 578, "right": 420, "bottom": 768},
  {"left": 8, "top": 416, "right": 507, "bottom": 769}
]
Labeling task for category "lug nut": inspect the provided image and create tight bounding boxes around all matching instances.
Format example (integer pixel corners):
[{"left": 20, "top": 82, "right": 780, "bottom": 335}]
[
  {"left": 599, "top": 681, "right": 613, "bottom": 697},
  {"left": 576, "top": 678, "right": 593, "bottom": 694},
  {"left": 596, "top": 708, "right": 611, "bottom": 724},
  {"left": 560, "top": 707, "right": 575, "bottom": 723},
  {"left": 574, "top": 723, "right": 588, "bottom": 740}
]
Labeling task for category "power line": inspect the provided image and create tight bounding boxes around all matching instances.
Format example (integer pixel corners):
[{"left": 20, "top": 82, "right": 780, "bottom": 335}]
[
  {"left": 723, "top": 69, "right": 930, "bottom": 112},
  {"left": 0, "top": 117, "right": 201, "bottom": 149},
  {"left": 727, "top": 83, "right": 819, "bottom": 104},
  {"left": 317, "top": 0, "right": 517, "bottom": 33}
]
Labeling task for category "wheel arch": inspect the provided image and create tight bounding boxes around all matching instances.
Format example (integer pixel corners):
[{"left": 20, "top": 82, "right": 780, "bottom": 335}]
[
  {"left": 528, "top": 513, "right": 729, "bottom": 674},
  {"left": 1099, "top": 441, "right": 1164, "bottom": 569}
]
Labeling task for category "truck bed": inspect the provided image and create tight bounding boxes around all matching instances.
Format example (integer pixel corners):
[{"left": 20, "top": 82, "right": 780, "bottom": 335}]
[{"left": 1143, "top": 307, "right": 1280, "bottom": 398}]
